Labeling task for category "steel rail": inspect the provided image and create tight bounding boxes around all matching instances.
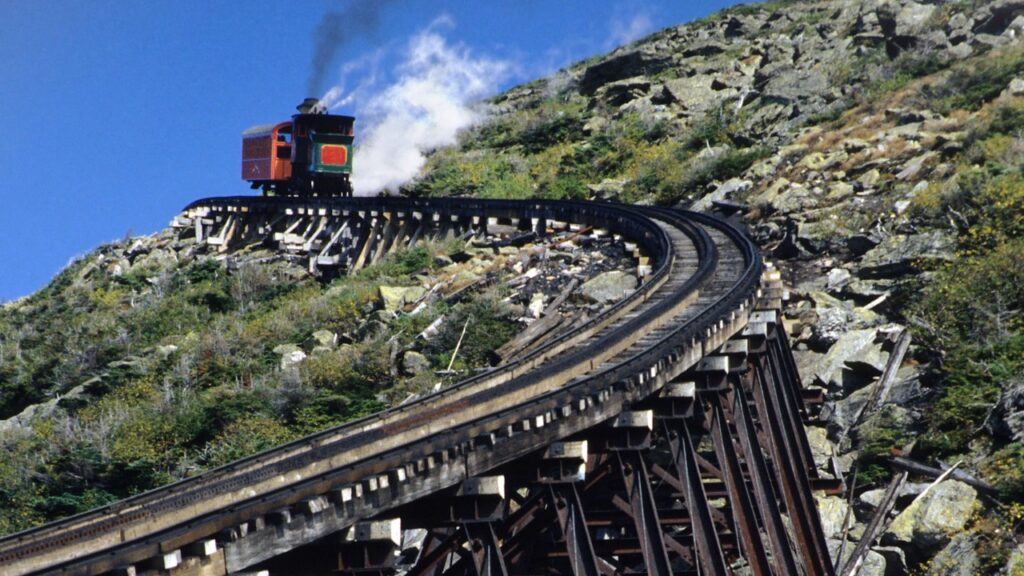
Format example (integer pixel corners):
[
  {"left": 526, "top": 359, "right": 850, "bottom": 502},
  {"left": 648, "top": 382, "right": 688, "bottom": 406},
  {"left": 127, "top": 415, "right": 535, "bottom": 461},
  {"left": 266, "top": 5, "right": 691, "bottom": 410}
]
[
  {"left": 0, "top": 198, "right": 677, "bottom": 549},
  {"left": 0, "top": 198, "right": 761, "bottom": 576},
  {"left": 0, "top": 197, "right": 685, "bottom": 571}
]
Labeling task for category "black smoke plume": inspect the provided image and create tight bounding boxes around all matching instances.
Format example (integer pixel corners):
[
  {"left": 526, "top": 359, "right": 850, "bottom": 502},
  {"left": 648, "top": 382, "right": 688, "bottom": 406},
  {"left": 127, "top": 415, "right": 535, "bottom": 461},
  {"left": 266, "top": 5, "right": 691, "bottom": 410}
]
[{"left": 307, "top": 0, "right": 396, "bottom": 96}]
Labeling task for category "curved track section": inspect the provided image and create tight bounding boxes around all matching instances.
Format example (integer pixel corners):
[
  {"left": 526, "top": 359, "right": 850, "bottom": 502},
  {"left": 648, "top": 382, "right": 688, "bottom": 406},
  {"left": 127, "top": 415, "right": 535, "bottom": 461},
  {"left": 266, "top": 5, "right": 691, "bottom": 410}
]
[{"left": 0, "top": 198, "right": 763, "bottom": 576}]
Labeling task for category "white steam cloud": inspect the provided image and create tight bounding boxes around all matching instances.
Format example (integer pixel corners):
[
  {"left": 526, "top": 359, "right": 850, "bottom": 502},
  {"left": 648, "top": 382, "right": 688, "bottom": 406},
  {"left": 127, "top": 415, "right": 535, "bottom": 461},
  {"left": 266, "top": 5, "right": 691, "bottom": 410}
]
[
  {"left": 607, "top": 13, "right": 654, "bottom": 48},
  {"left": 321, "top": 19, "right": 511, "bottom": 196}
]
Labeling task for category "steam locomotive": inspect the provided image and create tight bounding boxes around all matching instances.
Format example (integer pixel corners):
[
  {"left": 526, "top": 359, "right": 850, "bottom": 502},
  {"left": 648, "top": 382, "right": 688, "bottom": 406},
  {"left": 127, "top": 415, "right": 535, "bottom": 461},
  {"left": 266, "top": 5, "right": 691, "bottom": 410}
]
[{"left": 242, "top": 98, "right": 355, "bottom": 196}]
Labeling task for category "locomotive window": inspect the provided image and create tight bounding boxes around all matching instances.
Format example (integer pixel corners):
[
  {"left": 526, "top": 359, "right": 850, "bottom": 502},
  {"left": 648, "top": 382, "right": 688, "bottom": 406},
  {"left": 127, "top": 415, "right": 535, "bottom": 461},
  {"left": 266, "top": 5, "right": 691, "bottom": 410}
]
[
  {"left": 276, "top": 132, "right": 292, "bottom": 144},
  {"left": 276, "top": 146, "right": 291, "bottom": 159}
]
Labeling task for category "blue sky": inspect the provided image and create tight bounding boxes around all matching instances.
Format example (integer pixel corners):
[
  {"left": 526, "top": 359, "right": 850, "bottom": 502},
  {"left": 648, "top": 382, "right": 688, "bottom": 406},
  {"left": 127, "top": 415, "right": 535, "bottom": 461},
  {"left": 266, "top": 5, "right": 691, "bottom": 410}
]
[{"left": 0, "top": 0, "right": 743, "bottom": 301}]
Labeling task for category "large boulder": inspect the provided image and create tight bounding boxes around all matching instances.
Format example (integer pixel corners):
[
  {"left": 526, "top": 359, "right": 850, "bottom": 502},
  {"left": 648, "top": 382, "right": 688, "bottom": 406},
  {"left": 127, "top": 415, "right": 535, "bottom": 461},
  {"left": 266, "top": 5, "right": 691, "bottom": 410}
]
[
  {"left": 691, "top": 178, "right": 753, "bottom": 211},
  {"left": 401, "top": 351, "right": 432, "bottom": 376},
  {"left": 761, "top": 66, "right": 830, "bottom": 108},
  {"left": 579, "top": 271, "right": 637, "bottom": 304},
  {"left": 356, "top": 319, "right": 390, "bottom": 342},
  {"left": 989, "top": 376, "right": 1024, "bottom": 443},
  {"left": 858, "top": 231, "right": 955, "bottom": 278},
  {"left": 885, "top": 480, "right": 978, "bottom": 551},
  {"left": 812, "top": 328, "right": 889, "bottom": 390},
  {"left": 797, "top": 220, "right": 856, "bottom": 256},
  {"left": 130, "top": 247, "right": 179, "bottom": 275},
  {"left": 806, "top": 426, "right": 834, "bottom": 471},
  {"left": 816, "top": 494, "right": 851, "bottom": 539},
  {"left": 973, "top": 0, "right": 1024, "bottom": 35},
  {"left": 926, "top": 533, "right": 979, "bottom": 576},
  {"left": 273, "top": 343, "right": 307, "bottom": 370},
  {"left": 857, "top": 403, "right": 912, "bottom": 455},
  {"left": 752, "top": 179, "right": 820, "bottom": 213},
  {"left": 859, "top": 482, "right": 931, "bottom": 508},
  {"left": 579, "top": 48, "right": 673, "bottom": 94},
  {"left": 380, "top": 286, "right": 427, "bottom": 312},
  {"left": 1007, "top": 544, "right": 1024, "bottom": 574},
  {"left": 595, "top": 78, "right": 651, "bottom": 108},
  {"left": 895, "top": 2, "right": 938, "bottom": 36},
  {"left": 664, "top": 75, "right": 725, "bottom": 113},
  {"left": 823, "top": 382, "right": 872, "bottom": 435},
  {"left": 312, "top": 329, "right": 337, "bottom": 348},
  {"left": 808, "top": 291, "right": 882, "bottom": 345}
]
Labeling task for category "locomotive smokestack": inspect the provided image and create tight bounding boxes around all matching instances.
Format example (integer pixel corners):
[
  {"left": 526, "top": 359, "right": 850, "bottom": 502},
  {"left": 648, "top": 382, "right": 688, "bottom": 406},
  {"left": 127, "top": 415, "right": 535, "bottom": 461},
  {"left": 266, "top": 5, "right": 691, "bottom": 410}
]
[{"left": 297, "top": 97, "right": 326, "bottom": 115}]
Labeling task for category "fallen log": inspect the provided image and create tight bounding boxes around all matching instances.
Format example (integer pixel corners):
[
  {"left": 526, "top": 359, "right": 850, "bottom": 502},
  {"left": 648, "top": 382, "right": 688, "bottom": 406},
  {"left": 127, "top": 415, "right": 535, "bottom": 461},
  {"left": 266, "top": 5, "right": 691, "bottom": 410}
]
[
  {"left": 890, "top": 457, "right": 997, "bottom": 495},
  {"left": 851, "top": 328, "right": 911, "bottom": 428},
  {"left": 542, "top": 279, "right": 578, "bottom": 315},
  {"left": 834, "top": 465, "right": 858, "bottom": 573},
  {"left": 840, "top": 471, "right": 908, "bottom": 576},
  {"left": 495, "top": 279, "right": 579, "bottom": 362},
  {"left": 495, "top": 314, "right": 564, "bottom": 361},
  {"left": 443, "top": 276, "right": 489, "bottom": 303},
  {"left": 868, "top": 329, "right": 911, "bottom": 411}
]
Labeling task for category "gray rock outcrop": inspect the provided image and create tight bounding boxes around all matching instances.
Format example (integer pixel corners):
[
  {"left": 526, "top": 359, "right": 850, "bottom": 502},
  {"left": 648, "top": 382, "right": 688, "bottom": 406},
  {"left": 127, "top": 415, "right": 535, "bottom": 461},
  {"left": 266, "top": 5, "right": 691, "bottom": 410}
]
[
  {"left": 579, "top": 271, "right": 637, "bottom": 304},
  {"left": 885, "top": 480, "right": 978, "bottom": 551}
]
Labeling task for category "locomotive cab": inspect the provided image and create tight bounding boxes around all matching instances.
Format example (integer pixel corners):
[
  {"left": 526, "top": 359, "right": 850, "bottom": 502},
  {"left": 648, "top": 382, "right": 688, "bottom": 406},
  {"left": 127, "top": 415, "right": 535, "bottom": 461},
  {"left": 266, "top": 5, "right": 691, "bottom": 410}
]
[{"left": 241, "top": 99, "right": 354, "bottom": 196}]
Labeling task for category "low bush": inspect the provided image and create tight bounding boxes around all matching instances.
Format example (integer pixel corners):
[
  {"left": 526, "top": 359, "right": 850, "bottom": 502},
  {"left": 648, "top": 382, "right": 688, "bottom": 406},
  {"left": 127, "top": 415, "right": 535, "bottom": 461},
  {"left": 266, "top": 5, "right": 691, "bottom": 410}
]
[
  {"left": 983, "top": 444, "right": 1024, "bottom": 502},
  {"left": 914, "top": 240, "right": 1024, "bottom": 349},
  {"left": 855, "top": 405, "right": 911, "bottom": 485},
  {"left": 914, "top": 243, "right": 1024, "bottom": 459},
  {"left": 200, "top": 417, "right": 295, "bottom": 468},
  {"left": 928, "top": 47, "right": 1024, "bottom": 113},
  {"left": 427, "top": 293, "right": 517, "bottom": 370},
  {"left": 638, "top": 145, "right": 768, "bottom": 205}
]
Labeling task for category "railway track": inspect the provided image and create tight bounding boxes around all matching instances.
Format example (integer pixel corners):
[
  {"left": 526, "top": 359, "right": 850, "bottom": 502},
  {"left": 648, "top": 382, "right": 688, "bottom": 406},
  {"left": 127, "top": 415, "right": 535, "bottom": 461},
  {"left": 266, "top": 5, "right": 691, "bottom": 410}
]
[{"left": 0, "top": 197, "right": 781, "bottom": 576}]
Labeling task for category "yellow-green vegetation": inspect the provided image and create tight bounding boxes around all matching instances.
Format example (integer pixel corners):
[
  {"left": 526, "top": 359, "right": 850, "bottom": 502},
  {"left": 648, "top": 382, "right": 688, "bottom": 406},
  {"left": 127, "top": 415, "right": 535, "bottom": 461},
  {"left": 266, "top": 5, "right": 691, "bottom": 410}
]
[
  {"left": 415, "top": 91, "right": 766, "bottom": 206},
  {"left": 0, "top": 240, "right": 516, "bottom": 536},
  {"left": 969, "top": 506, "right": 1024, "bottom": 574},
  {"left": 914, "top": 506, "right": 1024, "bottom": 575},
  {"left": 907, "top": 89, "right": 1024, "bottom": 492},
  {"left": 922, "top": 46, "right": 1024, "bottom": 114},
  {"left": 855, "top": 404, "right": 911, "bottom": 485},
  {"left": 983, "top": 444, "right": 1024, "bottom": 503},
  {"left": 912, "top": 103, "right": 1024, "bottom": 254}
]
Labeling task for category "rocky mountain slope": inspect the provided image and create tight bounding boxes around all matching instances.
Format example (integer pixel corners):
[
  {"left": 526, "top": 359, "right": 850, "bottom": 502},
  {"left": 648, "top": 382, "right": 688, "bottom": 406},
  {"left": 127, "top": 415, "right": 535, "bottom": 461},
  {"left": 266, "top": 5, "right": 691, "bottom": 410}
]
[
  {"left": 4, "top": 0, "right": 1024, "bottom": 573},
  {"left": 411, "top": 1, "right": 1024, "bottom": 573}
]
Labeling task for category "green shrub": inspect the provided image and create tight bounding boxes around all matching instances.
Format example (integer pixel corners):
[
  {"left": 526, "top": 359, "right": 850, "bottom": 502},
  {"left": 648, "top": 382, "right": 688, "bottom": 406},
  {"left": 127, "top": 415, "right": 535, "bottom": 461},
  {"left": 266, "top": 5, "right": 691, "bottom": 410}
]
[
  {"left": 0, "top": 228, "right": 501, "bottom": 535},
  {"left": 646, "top": 145, "right": 768, "bottom": 205},
  {"left": 358, "top": 246, "right": 433, "bottom": 281},
  {"left": 914, "top": 240, "right": 1024, "bottom": 348},
  {"left": 913, "top": 237, "right": 1024, "bottom": 457},
  {"left": 412, "top": 152, "right": 478, "bottom": 196},
  {"left": 681, "top": 110, "right": 732, "bottom": 152},
  {"left": 983, "top": 444, "right": 1024, "bottom": 502},
  {"left": 33, "top": 488, "right": 118, "bottom": 519},
  {"left": 540, "top": 175, "right": 590, "bottom": 200},
  {"left": 520, "top": 112, "right": 586, "bottom": 153},
  {"left": 858, "top": 49, "right": 946, "bottom": 100},
  {"left": 479, "top": 165, "right": 534, "bottom": 199},
  {"left": 557, "top": 136, "right": 627, "bottom": 182},
  {"left": 926, "top": 47, "right": 1024, "bottom": 113},
  {"left": 428, "top": 295, "right": 516, "bottom": 369},
  {"left": 987, "top": 99, "right": 1024, "bottom": 137},
  {"left": 200, "top": 417, "right": 295, "bottom": 468},
  {"left": 918, "top": 335, "right": 1023, "bottom": 457},
  {"left": 415, "top": 154, "right": 534, "bottom": 199},
  {"left": 855, "top": 405, "right": 910, "bottom": 485}
]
